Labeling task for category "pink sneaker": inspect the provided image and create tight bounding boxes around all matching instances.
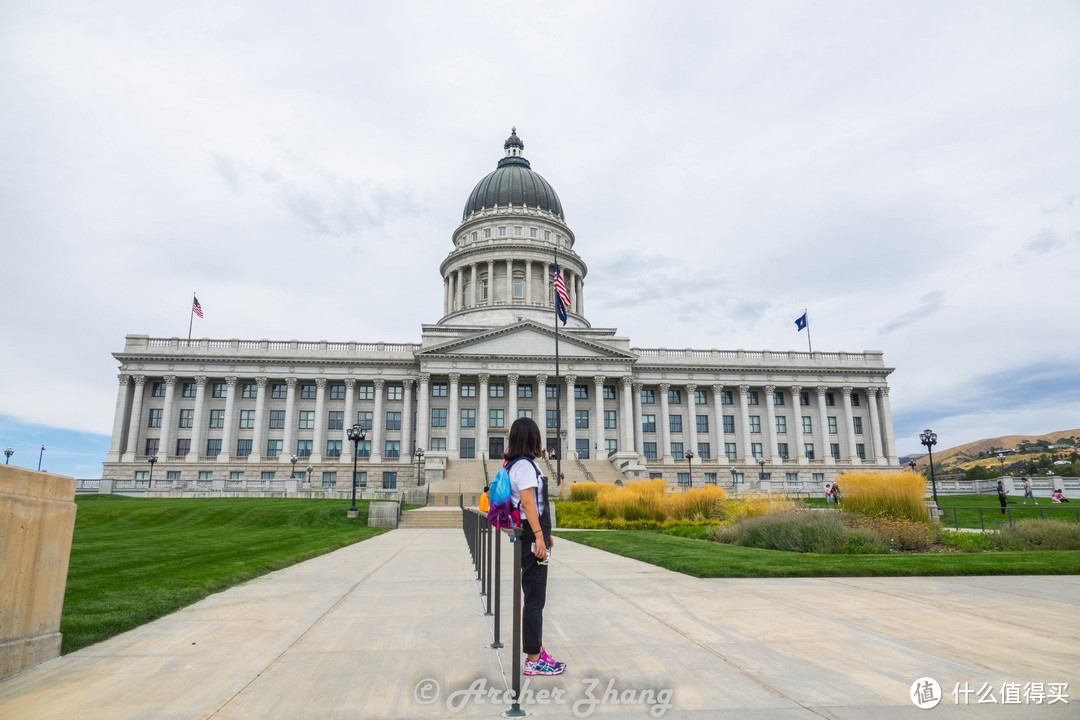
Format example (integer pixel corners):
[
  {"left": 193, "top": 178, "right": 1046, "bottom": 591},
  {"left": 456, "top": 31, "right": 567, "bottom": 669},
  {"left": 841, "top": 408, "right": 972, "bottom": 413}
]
[{"left": 539, "top": 647, "right": 567, "bottom": 673}]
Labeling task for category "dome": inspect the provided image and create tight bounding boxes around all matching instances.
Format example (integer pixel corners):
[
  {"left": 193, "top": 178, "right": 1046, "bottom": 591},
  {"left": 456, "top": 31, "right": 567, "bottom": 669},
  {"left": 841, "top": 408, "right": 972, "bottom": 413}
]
[{"left": 462, "top": 129, "right": 564, "bottom": 221}]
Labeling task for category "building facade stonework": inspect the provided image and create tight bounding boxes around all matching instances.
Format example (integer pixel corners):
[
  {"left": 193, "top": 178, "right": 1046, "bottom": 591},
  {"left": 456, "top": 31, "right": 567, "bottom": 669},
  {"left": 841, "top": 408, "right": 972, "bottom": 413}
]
[{"left": 102, "top": 130, "right": 899, "bottom": 493}]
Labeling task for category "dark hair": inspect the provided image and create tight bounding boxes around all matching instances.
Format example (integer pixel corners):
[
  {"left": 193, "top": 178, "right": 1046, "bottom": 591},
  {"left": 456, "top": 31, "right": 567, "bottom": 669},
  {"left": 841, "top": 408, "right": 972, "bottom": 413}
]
[{"left": 504, "top": 416, "right": 542, "bottom": 460}]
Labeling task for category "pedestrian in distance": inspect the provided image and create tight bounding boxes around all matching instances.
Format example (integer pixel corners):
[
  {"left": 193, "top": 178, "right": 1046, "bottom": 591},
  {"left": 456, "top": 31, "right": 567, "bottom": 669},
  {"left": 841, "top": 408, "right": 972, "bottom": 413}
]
[
  {"left": 1021, "top": 477, "right": 1038, "bottom": 505},
  {"left": 997, "top": 479, "right": 1009, "bottom": 515},
  {"left": 1052, "top": 489, "right": 1069, "bottom": 503}
]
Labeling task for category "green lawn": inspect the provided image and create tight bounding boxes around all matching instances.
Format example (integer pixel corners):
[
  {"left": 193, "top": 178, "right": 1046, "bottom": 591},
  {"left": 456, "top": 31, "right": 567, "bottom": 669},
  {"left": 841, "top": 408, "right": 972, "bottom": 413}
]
[
  {"left": 554, "top": 530, "right": 1080, "bottom": 578},
  {"left": 61, "top": 495, "right": 386, "bottom": 654},
  {"left": 934, "top": 494, "right": 1080, "bottom": 529}
]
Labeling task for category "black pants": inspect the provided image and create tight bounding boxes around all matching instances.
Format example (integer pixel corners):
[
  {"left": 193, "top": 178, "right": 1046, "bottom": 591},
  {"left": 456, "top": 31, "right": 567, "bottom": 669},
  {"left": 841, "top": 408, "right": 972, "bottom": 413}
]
[
  {"left": 520, "top": 521, "right": 551, "bottom": 656},
  {"left": 999, "top": 495, "right": 1007, "bottom": 515}
]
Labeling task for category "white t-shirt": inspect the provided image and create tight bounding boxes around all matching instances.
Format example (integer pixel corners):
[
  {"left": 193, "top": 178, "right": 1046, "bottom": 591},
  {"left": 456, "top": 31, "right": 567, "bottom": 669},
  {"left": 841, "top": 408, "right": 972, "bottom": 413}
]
[{"left": 508, "top": 458, "right": 545, "bottom": 517}]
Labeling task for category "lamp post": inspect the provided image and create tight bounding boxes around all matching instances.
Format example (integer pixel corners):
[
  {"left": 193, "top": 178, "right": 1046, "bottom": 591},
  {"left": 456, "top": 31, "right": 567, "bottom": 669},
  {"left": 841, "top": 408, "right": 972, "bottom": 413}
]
[
  {"left": 148, "top": 455, "right": 158, "bottom": 488},
  {"left": 346, "top": 423, "right": 367, "bottom": 518},
  {"left": 291, "top": 454, "right": 298, "bottom": 479},
  {"left": 38, "top": 445, "right": 46, "bottom": 472},
  {"left": 920, "top": 429, "right": 939, "bottom": 503},
  {"left": 908, "top": 459, "right": 917, "bottom": 472},
  {"left": 3, "top": 447, "right": 12, "bottom": 465},
  {"left": 758, "top": 455, "right": 767, "bottom": 481},
  {"left": 414, "top": 447, "right": 425, "bottom": 485},
  {"left": 997, "top": 453, "right": 1006, "bottom": 476},
  {"left": 306, "top": 465, "right": 313, "bottom": 486},
  {"left": 684, "top": 450, "right": 694, "bottom": 489},
  {"left": 729, "top": 466, "right": 738, "bottom": 488}
]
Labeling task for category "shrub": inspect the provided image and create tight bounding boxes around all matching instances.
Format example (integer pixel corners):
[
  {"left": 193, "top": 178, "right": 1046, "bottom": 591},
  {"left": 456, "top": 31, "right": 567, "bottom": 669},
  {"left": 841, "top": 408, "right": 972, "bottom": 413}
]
[
  {"left": 721, "top": 491, "right": 798, "bottom": 521},
  {"left": 568, "top": 482, "right": 602, "bottom": 502},
  {"left": 842, "top": 527, "right": 887, "bottom": 554},
  {"left": 996, "top": 519, "right": 1080, "bottom": 551},
  {"left": 668, "top": 486, "right": 727, "bottom": 521},
  {"left": 937, "top": 529, "right": 999, "bottom": 552},
  {"left": 706, "top": 524, "right": 738, "bottom": 544},
  {"left": 845, "top": 516, "right": 936, "bottom": 552},
  {"left": 838, "top": 470, "right": 929, "bottom": 523},
  {"left": 594, "top": 480, "right": 725, "bottom": 522},
  {"left": 734, "top": 511, "right": 849, "bottom": 553}
]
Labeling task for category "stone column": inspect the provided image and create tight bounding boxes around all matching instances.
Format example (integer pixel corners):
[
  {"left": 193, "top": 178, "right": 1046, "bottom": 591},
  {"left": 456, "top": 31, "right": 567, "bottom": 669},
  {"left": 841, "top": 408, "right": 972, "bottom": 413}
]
[
  {"left": 342, "top": 379, "right": 356, "bottom": 463},
  {"left": 712, "top": 384, "right": 727, "bottom": 465},
  {"left": 477, "top": 374, "right": 490, "bottom": 458},
  {"left": 468, "top": 264, "right": 477, "bottom": 307},
  {"left": 370, "top": 378, "right": 385, "bottom": 463},
  {"left": 738, "top": 384, "right": 754, "bottom": 463},
  {"left": 219, "top": 376, "right": 238, "bottom": 462},
  {"left": 879, "top": 386, "right": 898, "bottom": 465},
  {"left": 659, "top": 383, "right": 672, "bottom": 462},
  {"left": 123, "top": 375, "right": 146, "bottom": 460},
  {"left": 448, "top": 373, "right": 460, "bottom": 459},
  {"left": 444, "top": 276, "right": 450, "bottom": 314},
  {"left": 187, "top": 376, "right": 208, "bottom": 461},
  {"left": 536, "top": 374, "right": 548, "bottom": 449},
  {"left": 763, "top": 384, "right": 780, "bottom": 464},
  {"left": 620, "top": 377, "right": 634, "bottom": 454},
  {"left": 250, "top": 377, "right": 267, "bottom": 462},
  {"left": 525, "top": 260, "right": 533, "bottom": 304},
  {"left": 594, "top": 376, "right": 606, "bottom": 458},
  {"left": 487, "top": 260, "right": 495, "bottom": 305},
  {"left": 277, "top": 377, "right": 295, "bottom": 463},
  {"left": 816, "top": 386, "right": 833, "bottom": 465},
  {"left": 311, "top": 378, "right": 327, "bottom": 463},
  {"left": 565, "top": 268, "right": 574, "bottom": 309},
  {"left": 507, "top": 374, "right": 519, "bottom": 427},
  {"left": 565, "top": 375, "right": 577, "bottom": 459},
  {"left": 159, "top": 376, "right": 177, "bottom": 458},
  {"left": 577, "top": 276, "right": 584, "bottom": 315},
  {"left": 790, "top": 385, "right": 806, "bottom": 464},
  {"left": 108, "top": 374, "right": 132, "bottom": 461},
  {"left": 632, "top": 383, "right": 644, "bottom": 456},
  {"left": 543, "top": 263, "right": 550, "bottom": 308},
  {"left": 505, "top": 259, "right": 513, "bottom": 303},
  {"left": 686, "top": 384, "right": 698, "bottom": 461},
  {"left": 842, "top": 386, "right": 860, "bottom": 464},
  {"left": 866, "top": 387, "right": 886, "bottom": 465},
  {"left": 416, "top": 374, "right": 430, "bottom": 453},
  {"left": 448, "top": 272, "right": 456, "bottom": 312},
  {"left": 400, "top": 378, "right": 414, "bottom": 463}
]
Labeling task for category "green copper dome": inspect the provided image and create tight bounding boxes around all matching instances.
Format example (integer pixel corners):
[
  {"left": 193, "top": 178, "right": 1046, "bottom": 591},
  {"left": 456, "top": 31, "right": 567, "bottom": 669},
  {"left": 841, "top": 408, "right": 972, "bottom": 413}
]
[{"left": 462, "top": 129, "right": 564, "bottom": 221}]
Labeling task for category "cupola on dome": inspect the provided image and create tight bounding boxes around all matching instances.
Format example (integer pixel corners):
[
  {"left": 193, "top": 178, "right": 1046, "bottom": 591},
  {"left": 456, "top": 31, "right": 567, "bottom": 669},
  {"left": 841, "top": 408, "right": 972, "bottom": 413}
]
[{"left": 462, "top": 128, "right": 564, "bottom": 220}]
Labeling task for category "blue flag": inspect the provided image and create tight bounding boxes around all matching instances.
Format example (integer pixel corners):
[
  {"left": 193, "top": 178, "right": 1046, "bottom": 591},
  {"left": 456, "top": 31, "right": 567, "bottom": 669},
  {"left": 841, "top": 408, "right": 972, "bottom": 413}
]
[{"left": 795, "top": 312, "right": 807, "bottom": 331}]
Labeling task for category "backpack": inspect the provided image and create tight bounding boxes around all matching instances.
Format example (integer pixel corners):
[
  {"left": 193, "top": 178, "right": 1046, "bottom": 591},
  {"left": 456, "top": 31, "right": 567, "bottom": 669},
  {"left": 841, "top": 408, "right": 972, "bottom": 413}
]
[{"left": 487, "top": 457, "right": 539, "bottom": 530}]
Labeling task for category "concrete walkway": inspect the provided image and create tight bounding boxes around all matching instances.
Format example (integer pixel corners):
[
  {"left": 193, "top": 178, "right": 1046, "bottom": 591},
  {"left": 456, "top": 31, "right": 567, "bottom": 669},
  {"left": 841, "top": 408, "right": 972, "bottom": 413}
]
[{"left": 0, "top": 529, "right": 1077, "bottom": 719}]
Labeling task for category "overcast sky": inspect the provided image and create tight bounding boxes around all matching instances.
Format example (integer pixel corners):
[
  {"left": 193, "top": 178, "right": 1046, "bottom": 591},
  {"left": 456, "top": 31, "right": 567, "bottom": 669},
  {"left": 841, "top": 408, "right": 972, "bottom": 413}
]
[{"left": 2, "top": 1, "right": 1078, "bottom": 478}]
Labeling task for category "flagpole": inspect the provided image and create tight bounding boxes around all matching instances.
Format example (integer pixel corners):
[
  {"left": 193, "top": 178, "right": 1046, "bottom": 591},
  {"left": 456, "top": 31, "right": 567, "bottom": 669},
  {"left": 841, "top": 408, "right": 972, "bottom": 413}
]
[
  {"left": 804, "top": 309, "right": 812, "bottom": 354},
  {"left": 188, "top": 292, "right": 196, "bottom": 341},
  {"left": 553, "top": 249, "right": 562, "bottom": 490}
]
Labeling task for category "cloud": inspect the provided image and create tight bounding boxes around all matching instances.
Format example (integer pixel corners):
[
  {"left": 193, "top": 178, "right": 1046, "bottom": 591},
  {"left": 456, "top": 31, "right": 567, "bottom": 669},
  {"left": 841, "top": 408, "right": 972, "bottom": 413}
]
[
  {"left": 1040, "top": 193, "right": 1076, "bottom": 215},
  {"left": 878, "top": 291, "right": 944, "bottom": 335},
  {"left": 1022, "top": 227, "right": 1066, "bottom": 256}
]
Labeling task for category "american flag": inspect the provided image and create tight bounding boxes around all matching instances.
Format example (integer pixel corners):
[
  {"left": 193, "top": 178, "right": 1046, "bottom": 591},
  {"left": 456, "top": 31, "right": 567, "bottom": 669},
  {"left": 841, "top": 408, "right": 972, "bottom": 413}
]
[
  {"left": 192, "top": 296, "right": 204, "bottom": 319},
  {"left": 553, "top": 262, "right": 570, "bottom": 324}
]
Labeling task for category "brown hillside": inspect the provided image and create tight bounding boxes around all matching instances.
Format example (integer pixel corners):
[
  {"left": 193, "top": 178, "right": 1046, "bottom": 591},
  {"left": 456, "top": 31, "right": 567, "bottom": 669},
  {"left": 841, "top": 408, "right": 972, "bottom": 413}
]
[{"left": 911, "top": 428, "right": 1080, "bottom": 470}]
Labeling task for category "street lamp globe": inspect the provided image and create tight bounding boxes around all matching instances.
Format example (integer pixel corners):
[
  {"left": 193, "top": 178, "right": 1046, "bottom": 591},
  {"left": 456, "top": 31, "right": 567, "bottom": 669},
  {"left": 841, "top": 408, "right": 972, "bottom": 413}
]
[
  {"left": 919, "top": 429, "right": 939, "bottom": 504},
  {"left": 346, "top": 423, "right": 367, "bottom": 518}
]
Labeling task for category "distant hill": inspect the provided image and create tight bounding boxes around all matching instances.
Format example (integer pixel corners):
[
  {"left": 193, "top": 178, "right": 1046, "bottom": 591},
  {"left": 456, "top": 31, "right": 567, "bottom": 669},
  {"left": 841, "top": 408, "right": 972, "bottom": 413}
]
[{"left": 909, "top": 429, "right": 1080, "bottom": 471}]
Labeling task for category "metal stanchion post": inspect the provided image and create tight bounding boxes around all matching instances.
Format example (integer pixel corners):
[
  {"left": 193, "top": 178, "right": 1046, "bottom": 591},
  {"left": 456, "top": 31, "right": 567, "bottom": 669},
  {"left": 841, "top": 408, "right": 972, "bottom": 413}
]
[
  {"left": 479, "top": 519, "right": 487, "bottom": 595},
  {"left": 491, "top": 529, "right": 503, "bottom": 648},
  {"left": 507, "top": 526, "right": 525, "bottom": 717},
  {"left": 484, "top": 520, "right": 493, "bottom": 614}
]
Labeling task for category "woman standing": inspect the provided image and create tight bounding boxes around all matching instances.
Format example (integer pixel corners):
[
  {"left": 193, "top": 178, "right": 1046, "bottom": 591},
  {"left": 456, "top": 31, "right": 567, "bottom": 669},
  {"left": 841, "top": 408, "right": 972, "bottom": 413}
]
[{"left": 505, "top": 416, "right": 566, "bottom": 676}]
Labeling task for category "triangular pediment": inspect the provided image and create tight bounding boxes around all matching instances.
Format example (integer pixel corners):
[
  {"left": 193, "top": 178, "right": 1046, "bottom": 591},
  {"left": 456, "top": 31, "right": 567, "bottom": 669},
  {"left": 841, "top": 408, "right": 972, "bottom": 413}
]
[{"left": 419, "top": 321, "right": 634, "bottom": 360}]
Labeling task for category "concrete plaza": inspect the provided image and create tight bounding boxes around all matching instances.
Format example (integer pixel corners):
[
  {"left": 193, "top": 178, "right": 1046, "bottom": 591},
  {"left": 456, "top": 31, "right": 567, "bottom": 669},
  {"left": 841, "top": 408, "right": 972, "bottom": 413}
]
[{"left": 0, "top": 528, "right": 1077, "bottom": 719}]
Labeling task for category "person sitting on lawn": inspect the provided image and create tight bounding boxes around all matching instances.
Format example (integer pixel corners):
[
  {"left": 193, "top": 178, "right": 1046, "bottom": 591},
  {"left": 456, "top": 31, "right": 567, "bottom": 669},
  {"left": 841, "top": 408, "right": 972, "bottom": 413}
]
[{"left": 1052, "top": 489, "right": 1069, "bottom": 503}]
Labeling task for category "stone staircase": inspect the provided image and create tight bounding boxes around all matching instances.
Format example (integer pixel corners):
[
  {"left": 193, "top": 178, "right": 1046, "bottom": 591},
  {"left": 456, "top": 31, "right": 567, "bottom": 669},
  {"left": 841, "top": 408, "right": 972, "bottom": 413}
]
[
  {"left": 398, "top": 507, "right": 463, "bottom": 528},
  {"left": 426, "top": 459, "right": 490, "bottom": 507}
]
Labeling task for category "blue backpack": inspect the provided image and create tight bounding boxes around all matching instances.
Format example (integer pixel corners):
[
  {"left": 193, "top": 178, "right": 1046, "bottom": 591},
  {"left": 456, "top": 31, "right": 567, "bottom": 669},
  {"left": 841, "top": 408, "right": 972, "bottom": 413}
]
[{"left": 487, "top": 457, "right": 539, "bottom": 530}]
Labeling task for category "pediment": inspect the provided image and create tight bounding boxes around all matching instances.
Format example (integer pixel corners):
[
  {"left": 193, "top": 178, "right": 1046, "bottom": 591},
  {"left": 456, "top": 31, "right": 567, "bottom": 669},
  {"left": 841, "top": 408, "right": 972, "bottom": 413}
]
[{"left": 419, "top": 321, "right": 634, "bottom": 361}]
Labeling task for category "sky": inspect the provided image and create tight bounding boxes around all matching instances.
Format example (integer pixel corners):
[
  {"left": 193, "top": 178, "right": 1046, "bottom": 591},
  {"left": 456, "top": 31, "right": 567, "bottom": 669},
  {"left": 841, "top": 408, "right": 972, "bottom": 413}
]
[{"left": 2, "top": 1, "right": 1078, "bottom": 478}]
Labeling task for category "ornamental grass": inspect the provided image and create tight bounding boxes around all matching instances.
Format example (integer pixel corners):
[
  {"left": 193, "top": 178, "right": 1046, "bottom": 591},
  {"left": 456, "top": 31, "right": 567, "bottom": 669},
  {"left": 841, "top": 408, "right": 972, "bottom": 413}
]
[
  {"left": 592, "top": 479, "right": 726, "bottom": 522},
  {"left": 838, "top": 470, "right": 929, "bottom": 523},
  {"left": 720, "top": 490, "right": 799, "bottom": 521}
]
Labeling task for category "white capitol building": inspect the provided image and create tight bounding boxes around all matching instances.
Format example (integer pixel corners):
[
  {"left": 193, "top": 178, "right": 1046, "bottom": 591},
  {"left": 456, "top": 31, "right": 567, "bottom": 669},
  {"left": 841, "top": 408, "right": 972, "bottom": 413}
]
[{"left": 100, "top": 130, "right": 900, "bottom": 497}]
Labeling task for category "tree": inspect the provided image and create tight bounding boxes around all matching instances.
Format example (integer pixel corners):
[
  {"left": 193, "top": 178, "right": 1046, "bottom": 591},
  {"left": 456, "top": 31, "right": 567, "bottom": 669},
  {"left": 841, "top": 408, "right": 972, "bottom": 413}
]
[{"left": 964, "top": 465, "right": 998, "bottom": 481}]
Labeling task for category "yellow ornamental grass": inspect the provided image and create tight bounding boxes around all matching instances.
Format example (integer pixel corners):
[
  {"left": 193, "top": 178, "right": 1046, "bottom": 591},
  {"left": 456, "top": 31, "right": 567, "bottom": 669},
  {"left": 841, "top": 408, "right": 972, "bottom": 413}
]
[
  {"left": 722, "top": 491, "right": 799, "bottom": 521},
  {"left": 568, "top": 482, "right": 602, "bottom": 502},
  {"left": 837, "top": 470, "right": 929, "bottom": 523},
  {"left": 594, "top": 480, "right": 726, "bottom": 521}
]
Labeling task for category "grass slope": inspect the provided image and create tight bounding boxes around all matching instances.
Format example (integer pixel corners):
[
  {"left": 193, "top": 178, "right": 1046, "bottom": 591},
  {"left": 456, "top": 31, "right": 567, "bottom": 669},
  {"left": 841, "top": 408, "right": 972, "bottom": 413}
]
[
  {"left": 555, "top": 531, "right": 1080, "bottom": 578},
  {"left": 62, "top": 495, "right": 386, "bottom": 654}
]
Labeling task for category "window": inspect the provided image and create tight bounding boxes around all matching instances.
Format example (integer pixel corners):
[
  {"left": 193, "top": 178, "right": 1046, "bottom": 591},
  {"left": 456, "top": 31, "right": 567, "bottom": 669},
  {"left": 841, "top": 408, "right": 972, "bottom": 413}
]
[
  {"left": 544, "top": 230, "right": 551, "bottom": 240},
  {"left": 229, "top": 471, "right": 244, "bottom": 481},
  {"left": 261, "top": 471, "right": 276, "bottom": 481},
  {"left": 299, "top": 411, "right": 315, "bottom": 429},
  {"left": 355, "top": 471, "right": 367, "bottom": 487},
  {"left": 198, "top": 471, "right": 213, "bottom": 480},
  {"left": 603, "top": 385, "right": 616, "bottom": 400},
  {"left": 723, "top": 415, "right": 735, "bottom": 434},
  {"left": 382, "top": 472, "right": 398, "bottom": 489},
  {"left": 575, "top": 410, "right": 589, "bottom": 429},
  {"left": 725, "top": 443, "right": 737, "bottom": 460},
  {"left": 776, "top": 416, "right": 787, "bottom": 434},
  {"left": 460, "top": 409, "right": 476, "bottom": 427},
  {"left": 671, "top": 442, "right": 684, "bottom": 457},
  {"left": 853, "top": 417, "right": 863, "bottom": 435},
  {"left": 269, "top": 410, "right": 285, "bottom": 429},
  {"left": 236, "top": 439, "right": 252, "bottom": 457},
  {"left": 802, "top": 416, "right": 813, "bottom": 434},
  {"left": 828, "top": 417, "right": 838, "bottom": 434},
  {"left": 518, "top": 384, "right": 533, "bottom": 398},
  {"left": 825, "top": 392, "right": 836, "bottom": 407},
  {"left": 385, "top": 412, "right": 401, "bottom": 431},
  {"left": 604, "top": 411, "right": 617, "bottom": 429},
  {"left": 518, "top": 409, "right": 533, "bottom": 419},
  {"left": 605, "top": 439, "right": 618, "bottom": 455},
  {"left": 805, "top": 443, "right": 815, "bottom": 459},
  {"left": 266, "top": 440, "right": 283, "bottom": 457},
  {"left": 749, "top": 416, "right": 761, "bottom": 433},
  {"left": 512, "top": 277, "right": 524, "bottom": 299},
  {"left": 704, "top": 472, "right": 717, "bottom": 485},
  {"left": 546, "top": 384, "right": 558, "bottom": 399},
  {"left": 800, "top": 391, "right": 810, "bottom": 406},
  {"left": 206, "top": 439, "right": 221, "bottom": 456},
  {"left": 431, "top": 408, "right": 447, "bottom": 428},
  {"left": 669, "top": 415, "right": 682, "bottom": 433},
  {"left": 152, "top": 382, "right": 166, "bottom": 397},
  {"left": 460, "top": 438, "right": 475, "bottom": 459},
  {"left": 778, "top": 443, "right": 789, "bottom": 459},
  {"left": 720, "top": 390, "right": 733, "bottom": 405},
  {"left": 786, "top": 472, "right": 799, "bottom": 483},
  {"left": 322, "top": 471, "right": 337, "bottom": 488},
  {"left": 461, "top": 383, "right": 476, "bottom": 397},
  {"left": 387, "top": 385, "right": 403, "bottom": 401},
  {"left": 574, "top": 385, "right": 588, "bottom": 400},
  {"left": 643, "top": 442, "right": 657, "bottom": 459},
  {"left": 498, "top": 226, "right": 506, "bottom": 237},
  {"left": 329, "top": 384, "right": 345, "bottom": 400},
  {"left": 484, "top": 228, "right": 491, "bottom": 239},
  {"left": 856, "top": 443, "right": 866, "bottom": 460},
  {"left": 175, "top": 439, "right": 190, "bottom": 456},
  {"left": 668, "top": 389, "right": 681, "bottom": 405},
  {"left": 356, "top": 440, "right": 371, "bottom": 458},
  {"left": 731, "top": 471, "right": 744, "bottom": 484},
  {"left": 677, "top": 472, "right": 690, "bottom": 488},
  {"left": 239, "top": 410, "right": 255, "bottom": 429},
  {"left": 182, "top": 382, "right": 196, "bottom": 398},
  {"left": 747, "top": 391, "right": 759, "bottom": 405},
  {"left": 696, "top": 415, "right": 709, "bottom": 433},
  {"left": 697, "top": 442, "right": 710, "bottom": 459},
  {"left": 514, "top": 225, "right": 523, "bottom": 237},
  {"left": 429, "top": 438, "right": 446, "bottom": 451},
  {"left": 642, "top": 414, "right": 656, "bottom": 433},
  {"left": 384, "top": 441, "right": 400, "bottom": 459},
  {"left": 576, "top": 439, "right": 590, "bottom": 459},
  {"left": 242, "top": 383, "right": 257, "bottom": 398},
  {"left": 556, "top": 234, "right": 563, "bottom": 244},
  {"left": 773, "top": 391, "right": 785, "bottom": 406},
  {"left": 356, "top": 411, "right": 373, "bottom": 430},
  {"left": 212, "top": 382, "right": 226, "bottom": 398},
  {"left": 357, "top": 384, "right": 374, "bottom": 401},
  {"left": 272, "top": 384, "right": 287, "bottom": 399},
  {"left": 326, "top": 440, "right": 342, "bottom": 457},
  {"left": 489, "top": 384, "right": 505, "bottom": 398},
  {"left": 641, "top": 389, "right": 655, "bottom": 404},
  {"left": 830, "top": 443, "right": 841, "bottom": 460},
  {"left": 148, "top": 408, "right": 162, "bottom": 428},
  {"left": 546, "top": 410, "right": 558, "bottom": 429},
  {"left": 300, "top": 384, "right": 316, "bottom": 399},
  {"left": 432, "top": 382, "right": 448, "bottom": 397},
  {"left": 490, "top": 409, "right": 505, "bottom": 428},
  {"left": 813, "top": 473, "right": 825, "bottom": 484},
  {"left": 695, "top": 390, "right": 707, "bottom": 405},
  {"left": 851, "top": 393, "right": 861, "bottom": 407},
  {"left": 134, "top": 470, "right": 149, "bottom": 480},
  {"left": 751, "top": 442, "right": 763, "bottom": 459},
  {"left": 209, "top": 409, "right": 224, "bottom": 428},
  {"left": 328, "top": 411, "right": 343, "bottom": 430}
]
